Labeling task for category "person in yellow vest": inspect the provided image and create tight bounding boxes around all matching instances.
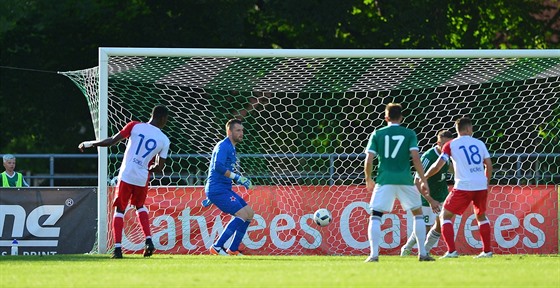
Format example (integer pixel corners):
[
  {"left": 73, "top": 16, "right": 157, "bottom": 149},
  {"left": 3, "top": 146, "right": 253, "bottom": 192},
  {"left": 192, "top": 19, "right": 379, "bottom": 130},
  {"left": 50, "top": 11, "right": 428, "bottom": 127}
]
[{"left": 2, "top": 154, "right": 30, "bottom": 187}]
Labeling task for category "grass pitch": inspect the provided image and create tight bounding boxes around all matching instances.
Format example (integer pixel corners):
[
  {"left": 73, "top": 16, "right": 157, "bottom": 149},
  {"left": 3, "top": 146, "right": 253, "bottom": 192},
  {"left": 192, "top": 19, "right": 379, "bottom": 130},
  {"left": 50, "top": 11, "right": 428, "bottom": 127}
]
[{"left": 0, "top": 254, "right": 558, "bottom": 287}]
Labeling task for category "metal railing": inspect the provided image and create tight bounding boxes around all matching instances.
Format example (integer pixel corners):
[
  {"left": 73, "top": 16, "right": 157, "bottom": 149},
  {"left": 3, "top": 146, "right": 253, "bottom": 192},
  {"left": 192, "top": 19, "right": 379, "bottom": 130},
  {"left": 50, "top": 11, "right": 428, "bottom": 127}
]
[{"left": 3, "top": 153, "right": 559, "bottom": 186}]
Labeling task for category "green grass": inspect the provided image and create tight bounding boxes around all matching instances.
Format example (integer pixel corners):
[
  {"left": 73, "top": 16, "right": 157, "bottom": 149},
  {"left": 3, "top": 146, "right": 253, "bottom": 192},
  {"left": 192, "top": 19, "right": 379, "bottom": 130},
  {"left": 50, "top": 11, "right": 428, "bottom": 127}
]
[{"left": 0, "top": 254, "right": 558, "bottom": 287}]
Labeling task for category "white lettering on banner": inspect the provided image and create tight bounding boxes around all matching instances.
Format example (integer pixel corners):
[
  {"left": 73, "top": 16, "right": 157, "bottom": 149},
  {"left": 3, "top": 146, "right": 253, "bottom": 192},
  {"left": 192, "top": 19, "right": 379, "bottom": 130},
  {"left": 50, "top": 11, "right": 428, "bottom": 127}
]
[
  {"left": 0, "top": 205, "right": 62, "bottom": 247},
  {"left": 270, "top": 214, "right": 297, "bottom": 249},
  {"left": 495, "top": 213, "right": 520, "bottom": 248},
  {"left": 178, "top": 208, "right": 198, "bottom": 250},
  {"left": 493, "top": 213, "right": 545, "bottom": 249},
  {"left": 523, "top": 213, "right": 545, "bottom": 248},
  {"left": 340, "top": 202, "right": 368, "bottom": 249},
  {"left": 122, "top": 206, "right": 144, "bottom": 250},
  {"left": 153, "top": 214, "right": 175, "bottom": 251},
  {"left": 0, "top": 205, "right": 26, "bottom": 237},
  {"left": 243, "top": 214, "right": 267, "bottom": 249},
  {"left": 380, "top": 214, "right": 401, "bottom": 249},
  {"left": 1, "top": 251, "right": 57, "bottom": 256},
  {"left": 22, "top": 251, "right": 58, "bottom": 255},
  {"left": 27, "top": 206, "right": 63, "bottom": 237},
  {"left": 118, "top": 202, "right": 549, "bottom": 252},
  {"left": 464, "top": 215, "right": 482, "bottom": 249},
  {"left": 299, "top": 214, "right": 321, "bottom": 249}
]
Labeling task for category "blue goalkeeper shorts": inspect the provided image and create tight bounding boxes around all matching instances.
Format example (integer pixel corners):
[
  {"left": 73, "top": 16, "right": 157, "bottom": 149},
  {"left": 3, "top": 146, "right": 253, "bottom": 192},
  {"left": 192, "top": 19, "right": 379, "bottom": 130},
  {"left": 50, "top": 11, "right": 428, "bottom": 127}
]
[{"left": 206, "top": 190, "right": 247, "bottom": 215}]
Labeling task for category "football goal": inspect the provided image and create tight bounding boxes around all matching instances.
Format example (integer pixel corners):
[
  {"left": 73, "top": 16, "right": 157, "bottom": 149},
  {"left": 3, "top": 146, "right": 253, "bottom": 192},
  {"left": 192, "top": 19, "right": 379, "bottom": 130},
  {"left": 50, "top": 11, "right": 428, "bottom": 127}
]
[{"left": 61, "top": 48, "right": 560, "bottom": 255}]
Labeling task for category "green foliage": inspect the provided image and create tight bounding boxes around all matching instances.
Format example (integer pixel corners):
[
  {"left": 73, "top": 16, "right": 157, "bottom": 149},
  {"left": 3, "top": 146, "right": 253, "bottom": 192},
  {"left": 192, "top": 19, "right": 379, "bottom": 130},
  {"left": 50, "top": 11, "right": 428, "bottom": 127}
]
[{"left": 0, "top": 0, "right": 558, "bottom": 179}]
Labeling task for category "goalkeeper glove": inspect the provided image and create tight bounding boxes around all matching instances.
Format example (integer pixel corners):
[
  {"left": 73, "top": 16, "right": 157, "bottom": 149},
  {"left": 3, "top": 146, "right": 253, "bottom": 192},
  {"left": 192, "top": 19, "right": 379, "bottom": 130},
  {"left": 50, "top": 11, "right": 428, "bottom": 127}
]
[{"left": 229, "top": 172, "right": 253, "bottom": 190}]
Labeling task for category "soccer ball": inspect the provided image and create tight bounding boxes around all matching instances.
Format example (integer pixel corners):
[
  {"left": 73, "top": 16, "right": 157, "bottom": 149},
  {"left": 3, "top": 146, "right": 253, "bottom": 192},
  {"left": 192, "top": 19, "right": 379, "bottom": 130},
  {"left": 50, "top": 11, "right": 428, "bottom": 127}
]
[{"left": 313, "top": 208, "right": 332, "bottom": 227}]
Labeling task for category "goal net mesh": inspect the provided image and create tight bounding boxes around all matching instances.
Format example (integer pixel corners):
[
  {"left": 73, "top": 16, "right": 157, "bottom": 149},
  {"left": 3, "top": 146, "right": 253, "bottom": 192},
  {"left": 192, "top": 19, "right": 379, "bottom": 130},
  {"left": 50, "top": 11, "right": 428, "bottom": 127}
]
[{"left": 61, "top": 51, "right": 560, "bottom": 256}]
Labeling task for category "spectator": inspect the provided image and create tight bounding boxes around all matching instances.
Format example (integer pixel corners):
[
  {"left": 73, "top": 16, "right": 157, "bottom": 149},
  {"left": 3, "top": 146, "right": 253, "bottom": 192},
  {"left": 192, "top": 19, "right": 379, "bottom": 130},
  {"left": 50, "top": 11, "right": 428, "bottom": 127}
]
[{"left": 1, "top": 154, "right": 30, "bottom": 187}]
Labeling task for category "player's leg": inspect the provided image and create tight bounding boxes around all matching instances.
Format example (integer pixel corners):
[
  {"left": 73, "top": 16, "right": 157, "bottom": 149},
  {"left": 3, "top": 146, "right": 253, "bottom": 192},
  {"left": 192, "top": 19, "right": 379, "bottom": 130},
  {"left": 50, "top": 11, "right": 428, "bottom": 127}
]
[
  {"left": 410, "top": 207, "right": 428, "bottom": 258},
  {"left": 227, "top": 197, "right": 254, "bottom": 255},
  {"left": 365, "top": 185, "right": 394, "bottom": 262},
  {"left": 439, "top": 189, "right": 470, "bottom": 258},
  {"left": 131, "top": 185, "right": 154, "bottom": 257},
  {"left": 398, "top": 186, "right": 433, "bottom": 261},
  {"left": 111, "top": 181, "right": 132, "bottom": 259},
  {"left": 402, "top": 206, "right": 434, "bottom": 256},
  {"left": 473, "top": 189, "right": 492, "bottom": 258},
  {"left": 424, "top": 214, "right": 442, "bottom": 252},
  {"left": 439, "top": 209, "right": 457, "bottom": 258},
  {"left": 208, "top": 191, "right": 245, "bottom": 256},
  {"left": 400, "top": 210, "right": 417, "bottom": 256},
  {"left": 365, "top": 209, "right": 382, "bottom": 262}
]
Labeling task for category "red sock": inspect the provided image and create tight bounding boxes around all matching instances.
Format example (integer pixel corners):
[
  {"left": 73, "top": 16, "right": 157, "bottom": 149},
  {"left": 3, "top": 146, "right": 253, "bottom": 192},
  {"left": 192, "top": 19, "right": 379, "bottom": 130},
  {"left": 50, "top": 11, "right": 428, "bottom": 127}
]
[
  {"left": 136, "top": 207, "right": 152, "bottom": 238},
  {"left": 479, "top": 221, "right": 492, "bottom": 253},
  {"left": 113, "top": 213, "right": 124, "bottom": 245},
  {"left": 441, "top": 220, "right": 456, "bottom": 252}
]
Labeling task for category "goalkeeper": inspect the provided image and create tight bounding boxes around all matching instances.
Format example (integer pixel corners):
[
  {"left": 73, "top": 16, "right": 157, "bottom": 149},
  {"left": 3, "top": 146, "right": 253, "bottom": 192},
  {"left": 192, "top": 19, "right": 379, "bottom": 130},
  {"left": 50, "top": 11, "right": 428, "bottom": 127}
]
[{"left": 206, "top": 119, "right": 254, "bottom": 256}]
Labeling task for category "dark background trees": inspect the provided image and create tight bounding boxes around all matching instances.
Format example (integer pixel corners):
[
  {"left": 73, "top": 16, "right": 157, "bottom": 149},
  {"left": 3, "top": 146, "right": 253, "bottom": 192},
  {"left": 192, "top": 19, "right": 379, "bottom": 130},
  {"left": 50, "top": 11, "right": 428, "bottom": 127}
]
[{"left": 0, "top": 0, "right": 558, "bottom": 182}]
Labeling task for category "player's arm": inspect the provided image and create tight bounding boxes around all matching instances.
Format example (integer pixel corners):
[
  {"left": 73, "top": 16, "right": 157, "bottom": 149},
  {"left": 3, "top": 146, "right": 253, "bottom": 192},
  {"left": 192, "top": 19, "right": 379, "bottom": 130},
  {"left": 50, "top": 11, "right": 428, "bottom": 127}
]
[
  {"left": 148, "top": 154, "right": 167, "bottom": 173},
  {"left": 364, "top": 151, "right": 376, "bottom": 192},
  {"left": 411, "top": 150, "right": 427, "bottom": 188},
  {"left": 425, "top": 158, "right": 446, "bottom": 179},
  {"left": 78, "top": 133, "right": 125, "bottom": 152},
  {"left": 212, "top": 149, "right": 237, "bottom": 178},
  {"left": 149, "top": 140, "right": 170, "bottom": 174},
  {"left": 412, "top": 150, "right": 441, "bottom": 212},
  {"left": 214, "top": 147, "right": 253, "bottom": 189},
  {"left": 484, "top": 157, "right": 493, "bottom": 186}
]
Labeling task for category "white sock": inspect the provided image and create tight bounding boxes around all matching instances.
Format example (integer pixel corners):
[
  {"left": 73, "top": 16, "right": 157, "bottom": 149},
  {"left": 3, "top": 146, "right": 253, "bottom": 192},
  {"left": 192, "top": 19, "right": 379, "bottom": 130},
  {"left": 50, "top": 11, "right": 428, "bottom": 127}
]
[
  {"left": 424, "top": 229, "right": 441, "bottom": 252},
  {"left": 414, "top": 215, "right": 427, "bottom": 256},
  {"left": 368, "top": 216, "right": 382, "bottom": 257},
  {"left": 403, "top": 232, "right": 417, "bottom": 250}
]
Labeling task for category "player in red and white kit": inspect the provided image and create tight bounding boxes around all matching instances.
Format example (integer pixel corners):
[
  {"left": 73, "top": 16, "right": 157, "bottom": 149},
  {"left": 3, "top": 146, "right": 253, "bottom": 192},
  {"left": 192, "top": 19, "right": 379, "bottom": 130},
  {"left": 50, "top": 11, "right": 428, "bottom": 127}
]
[
  {"left": 424, "top": 117, "right": 493, "bottom": 259},
  {"left": 79, "top": 105, "right": 170, "bottom": 259}
]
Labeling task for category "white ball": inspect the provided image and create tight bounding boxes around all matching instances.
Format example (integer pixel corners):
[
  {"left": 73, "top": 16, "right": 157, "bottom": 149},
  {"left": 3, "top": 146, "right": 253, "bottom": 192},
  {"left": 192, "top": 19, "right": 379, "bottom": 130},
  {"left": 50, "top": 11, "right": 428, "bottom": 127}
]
[{"left": 313, "top": 208, "right": 332, "bottom": 227}]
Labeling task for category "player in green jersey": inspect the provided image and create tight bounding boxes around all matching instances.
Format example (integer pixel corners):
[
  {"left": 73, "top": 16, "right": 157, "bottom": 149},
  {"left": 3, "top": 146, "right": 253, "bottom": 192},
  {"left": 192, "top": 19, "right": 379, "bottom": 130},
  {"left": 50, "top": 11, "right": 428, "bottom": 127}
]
[
  {"left": 364, "top": 103, "right": 438, "bottom": 262},
  {"left": 401, "top": 130, "right": 454, "bottom": 256}
]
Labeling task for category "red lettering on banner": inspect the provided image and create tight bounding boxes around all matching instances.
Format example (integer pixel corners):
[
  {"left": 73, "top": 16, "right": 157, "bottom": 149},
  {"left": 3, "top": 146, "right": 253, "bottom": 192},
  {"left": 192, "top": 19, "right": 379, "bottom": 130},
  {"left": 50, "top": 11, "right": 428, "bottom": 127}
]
[{"left": 112, "top": 185, "right": 558, "bottom": 255}]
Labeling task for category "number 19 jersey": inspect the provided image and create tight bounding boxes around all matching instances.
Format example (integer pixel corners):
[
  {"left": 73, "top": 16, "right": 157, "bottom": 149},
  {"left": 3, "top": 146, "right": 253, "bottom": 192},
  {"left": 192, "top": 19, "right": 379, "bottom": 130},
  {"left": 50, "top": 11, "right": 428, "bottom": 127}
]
[
  {"left": 365, "top": 124, "right": 419, "bottom": 185},
  {"left": 118, "top": 121, "right": 170, "bottom": 186}
]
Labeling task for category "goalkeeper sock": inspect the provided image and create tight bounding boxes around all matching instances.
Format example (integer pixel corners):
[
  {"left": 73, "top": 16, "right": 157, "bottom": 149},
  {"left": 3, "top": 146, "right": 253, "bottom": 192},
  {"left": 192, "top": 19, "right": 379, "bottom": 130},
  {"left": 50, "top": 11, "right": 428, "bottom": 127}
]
[
  {"left": 229, "top": 219, "right": 252, "bottom": 252},
  {"left": 136, "top": 207, "right": 152, "bottom": 238},
  {"left": 478, "top": 220, "right": 492, "bottom": 253},
  {"left": 441, "top": 220, "right": 456, "bottom": 252},
  {"left": 215, "top": 217, "right": 244, "bottom": 249},
  {"left": 113, "top": 212, "right": 124, "bottom": 244}
]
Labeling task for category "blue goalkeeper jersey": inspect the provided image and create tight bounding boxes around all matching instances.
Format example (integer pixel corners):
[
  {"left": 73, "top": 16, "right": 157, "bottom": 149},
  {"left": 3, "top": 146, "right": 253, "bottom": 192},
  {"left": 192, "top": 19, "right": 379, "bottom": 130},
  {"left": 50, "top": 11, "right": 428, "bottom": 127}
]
[{"left": 205, "top": 137, "right": 237, "bottom": 195}]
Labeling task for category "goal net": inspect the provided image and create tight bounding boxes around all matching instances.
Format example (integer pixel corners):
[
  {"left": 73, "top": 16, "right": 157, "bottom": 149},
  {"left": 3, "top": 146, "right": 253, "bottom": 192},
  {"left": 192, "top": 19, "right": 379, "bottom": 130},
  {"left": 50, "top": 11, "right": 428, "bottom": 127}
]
[{"left": 61, "top": 49, "right": 560, "bottom": 256}]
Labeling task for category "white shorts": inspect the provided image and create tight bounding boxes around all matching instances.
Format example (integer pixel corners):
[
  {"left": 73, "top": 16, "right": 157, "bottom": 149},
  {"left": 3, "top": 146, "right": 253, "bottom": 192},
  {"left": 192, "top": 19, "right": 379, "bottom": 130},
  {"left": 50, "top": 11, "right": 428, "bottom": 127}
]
[
  {"left": 369, "top": 184, "right": 422, "bottom": 213},
  {"left": 406, "top": 207, "right": 439, "bottom": 226}
]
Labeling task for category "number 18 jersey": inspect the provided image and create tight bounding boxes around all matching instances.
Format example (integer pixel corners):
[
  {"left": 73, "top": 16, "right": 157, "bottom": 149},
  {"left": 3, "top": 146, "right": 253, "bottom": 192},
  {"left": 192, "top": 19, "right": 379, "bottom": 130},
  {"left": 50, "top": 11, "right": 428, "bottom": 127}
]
[
  {"left": 365, "top": 124, "right": 419, "bottom": 186},
  {"left": 440, "top": 135, "right": 490, "bottom": 191},
  {"left": 118, "top": 121, "right": 170, "bottom": 186}
]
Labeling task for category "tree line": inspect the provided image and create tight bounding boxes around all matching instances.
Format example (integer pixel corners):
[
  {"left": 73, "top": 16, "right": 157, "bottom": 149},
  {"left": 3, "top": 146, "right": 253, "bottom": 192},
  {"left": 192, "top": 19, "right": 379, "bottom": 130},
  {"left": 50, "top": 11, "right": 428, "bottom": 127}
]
[{"left": 0, "top": 0, "right": 558, "bottom": 183}]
